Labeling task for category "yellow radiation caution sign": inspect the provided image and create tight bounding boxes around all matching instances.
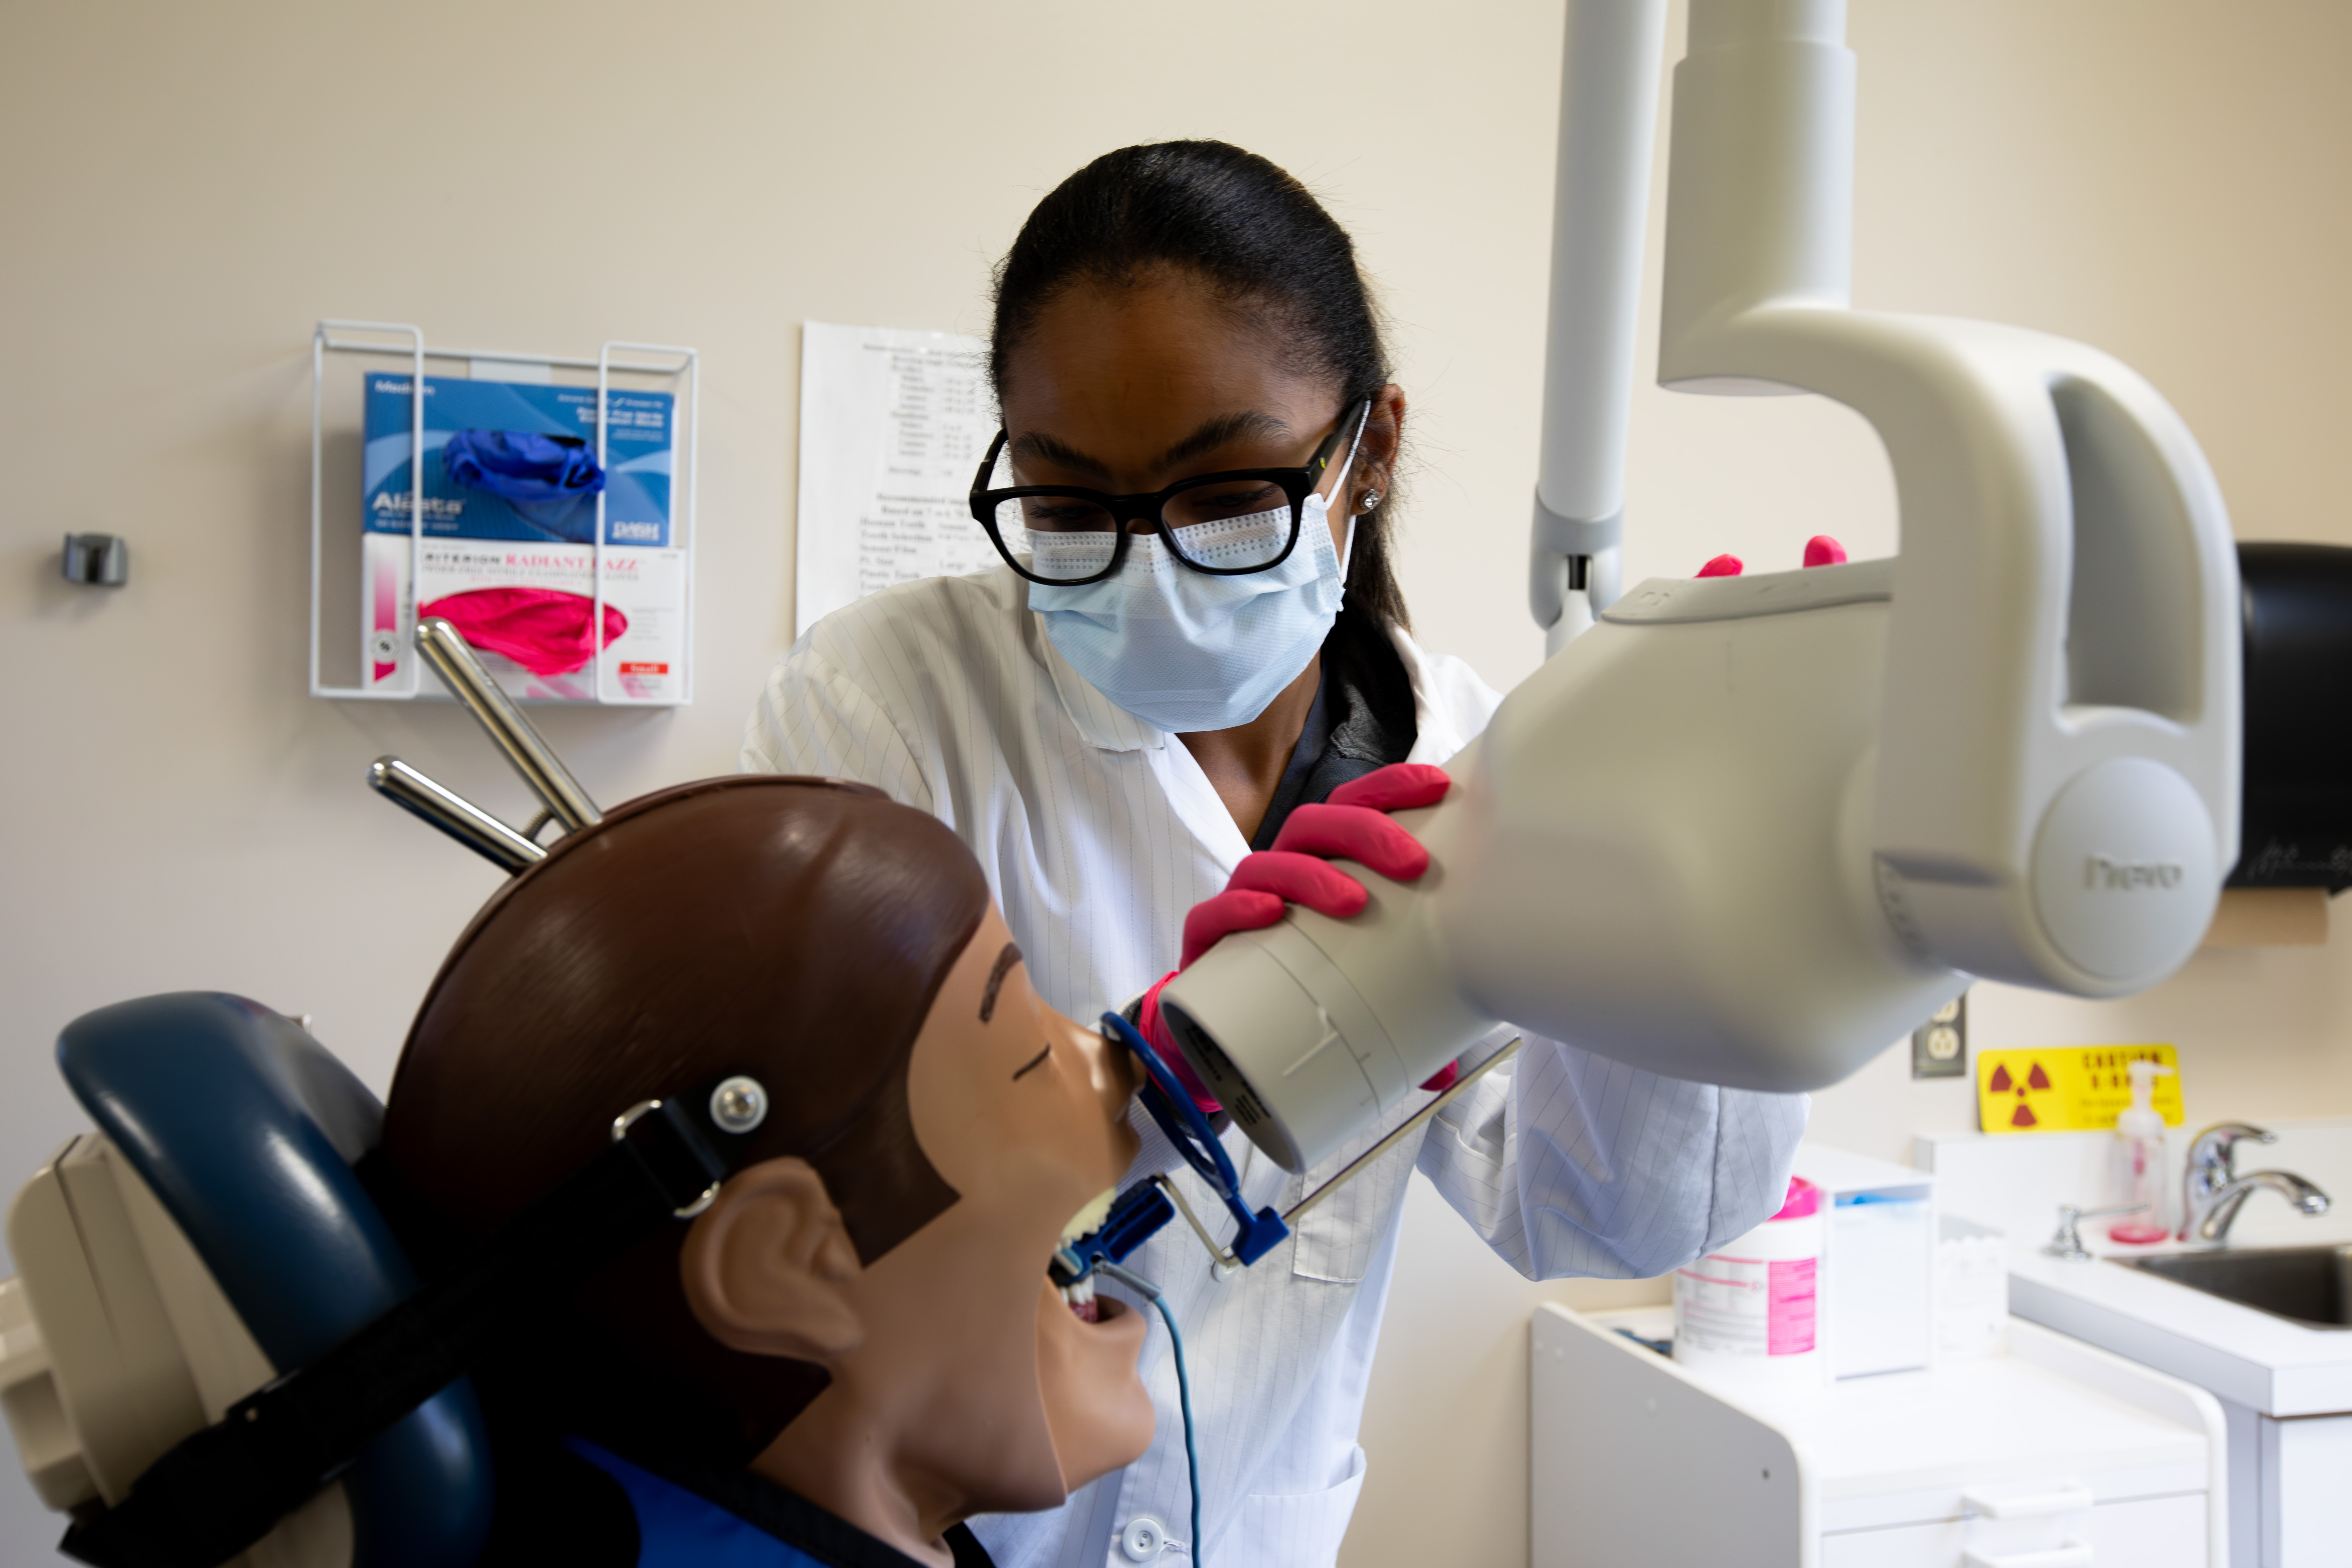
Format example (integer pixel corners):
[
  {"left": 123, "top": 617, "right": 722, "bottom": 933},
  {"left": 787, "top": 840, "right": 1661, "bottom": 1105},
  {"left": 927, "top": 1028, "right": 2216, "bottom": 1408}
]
[{"left": 1976, "top": 1044, "right": 2183, "bottom": 1134}]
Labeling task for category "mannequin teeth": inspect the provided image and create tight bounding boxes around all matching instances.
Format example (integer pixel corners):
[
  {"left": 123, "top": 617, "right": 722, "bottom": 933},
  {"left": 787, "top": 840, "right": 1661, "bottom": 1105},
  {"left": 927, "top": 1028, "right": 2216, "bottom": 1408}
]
[
  {"left": 1058, "top": 1186, "right": 1118, "bottom": 1247},
  {"left": 1059, "top": 1274, "right": 1100, "bottom": 1322}
]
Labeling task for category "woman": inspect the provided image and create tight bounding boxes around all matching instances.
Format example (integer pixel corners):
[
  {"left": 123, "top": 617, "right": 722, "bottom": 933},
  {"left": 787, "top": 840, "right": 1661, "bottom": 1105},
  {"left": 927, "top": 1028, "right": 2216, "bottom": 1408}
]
[{"left": 745, "top": 140, "right": 1806, "bottom": 1568}]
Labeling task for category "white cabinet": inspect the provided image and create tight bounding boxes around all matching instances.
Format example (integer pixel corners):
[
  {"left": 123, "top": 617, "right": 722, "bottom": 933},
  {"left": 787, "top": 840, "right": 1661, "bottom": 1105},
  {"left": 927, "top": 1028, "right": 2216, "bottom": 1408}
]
[
  {"left": 1819, "top": 1495, "right": 2204, "bottom": 1568},
  {"left": 1531, "top": 1305, "right": 2226, "bottom": 1567},
  {"left": 1923, "top": 1119, "right": 2352, "bottom": 1566},
  {"left": 2001, "top": 1219, "right": 2352, "bottom": 1565},
  {"left": 2259, "top": 1410, "right": 2352, "bottom": 1565}
]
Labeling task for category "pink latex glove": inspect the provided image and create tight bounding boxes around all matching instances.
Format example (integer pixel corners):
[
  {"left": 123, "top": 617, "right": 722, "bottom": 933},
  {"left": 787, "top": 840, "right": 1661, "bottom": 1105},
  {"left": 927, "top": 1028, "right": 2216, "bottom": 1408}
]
[
  {"left": 1698, "top": 536, "right": 1847, "bottom": 578},
  {"left": 420, "top": 587, "right": 628, "bottom": 677},
  {"left": 1140, "top": 763, "right": 1460, "bottom": 1110}
]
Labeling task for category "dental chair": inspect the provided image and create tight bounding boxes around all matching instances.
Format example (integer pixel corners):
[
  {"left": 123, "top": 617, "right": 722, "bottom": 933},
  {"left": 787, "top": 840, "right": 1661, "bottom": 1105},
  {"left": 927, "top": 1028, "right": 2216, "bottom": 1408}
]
[
  {"left": 1, "top": 622, "right": 790, "bottom": 1568},
  {"left": 0, "top": 992, "right": 492, "bottom": 1567}
]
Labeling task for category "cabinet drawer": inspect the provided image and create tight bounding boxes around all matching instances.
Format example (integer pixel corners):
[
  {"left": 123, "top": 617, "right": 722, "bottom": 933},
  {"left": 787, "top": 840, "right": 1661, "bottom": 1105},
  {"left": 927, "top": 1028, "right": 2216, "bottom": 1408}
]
[{"left": 1822, "top": 1492, "right": 2208, "bottom": 1568}]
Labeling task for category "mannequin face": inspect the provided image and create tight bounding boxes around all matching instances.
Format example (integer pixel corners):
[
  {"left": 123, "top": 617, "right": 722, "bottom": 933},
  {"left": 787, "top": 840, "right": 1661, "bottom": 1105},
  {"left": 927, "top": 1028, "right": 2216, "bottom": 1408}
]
[
  {"left": 902, "top": 906, "right": 1153, "bottom": 1499},
  {"left": 681, "top": 904, "right": 1151, "bottom": 1532}
]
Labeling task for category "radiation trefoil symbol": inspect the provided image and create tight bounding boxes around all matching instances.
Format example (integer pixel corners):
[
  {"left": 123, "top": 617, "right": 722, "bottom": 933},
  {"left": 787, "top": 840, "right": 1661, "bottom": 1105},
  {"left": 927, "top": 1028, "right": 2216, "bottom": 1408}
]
[{"left": 1986, "top": 1059, "right": 2054, "bottom": 1128}]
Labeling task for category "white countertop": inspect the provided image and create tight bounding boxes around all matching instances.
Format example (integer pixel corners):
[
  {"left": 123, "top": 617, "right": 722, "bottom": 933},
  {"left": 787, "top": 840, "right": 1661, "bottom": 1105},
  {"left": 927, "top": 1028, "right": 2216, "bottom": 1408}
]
[
  {"left": 1918, "top": 1121, "right": 2352, "bottom": 1416},
  {"left": 2009, "top": 1239, "right": 2352, "bottom": 1416}
]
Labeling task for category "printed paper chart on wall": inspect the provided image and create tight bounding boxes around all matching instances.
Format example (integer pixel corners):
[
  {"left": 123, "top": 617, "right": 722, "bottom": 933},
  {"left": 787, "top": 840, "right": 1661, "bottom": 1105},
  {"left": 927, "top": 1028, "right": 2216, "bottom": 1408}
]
[{"left": 794, "top": 321, "right": 1002, "bottom": 637}]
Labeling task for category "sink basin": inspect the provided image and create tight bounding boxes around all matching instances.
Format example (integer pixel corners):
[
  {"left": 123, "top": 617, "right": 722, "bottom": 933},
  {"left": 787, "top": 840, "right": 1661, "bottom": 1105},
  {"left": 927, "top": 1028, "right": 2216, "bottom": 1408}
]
[{"left": 2115, "top": 1244, "right": 2352, "bottom": 1330}]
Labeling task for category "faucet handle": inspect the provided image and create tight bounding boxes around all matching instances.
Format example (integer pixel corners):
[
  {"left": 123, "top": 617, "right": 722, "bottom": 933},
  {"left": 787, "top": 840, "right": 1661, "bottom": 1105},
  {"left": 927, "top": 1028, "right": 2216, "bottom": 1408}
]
[
  {"left": 2044, "top": 1201, "right": 2148, "bottom": 1262},
  {"left": 2188, "top": 1122, "right": 2276, "bottom": 1175}
]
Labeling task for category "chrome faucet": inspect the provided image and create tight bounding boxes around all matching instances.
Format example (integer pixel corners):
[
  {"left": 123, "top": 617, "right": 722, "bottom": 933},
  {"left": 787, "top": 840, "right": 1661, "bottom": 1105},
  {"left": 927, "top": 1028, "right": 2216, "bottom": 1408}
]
[{"left": 2181, "top": 1122, "right": 2331, "bottom": 1243}]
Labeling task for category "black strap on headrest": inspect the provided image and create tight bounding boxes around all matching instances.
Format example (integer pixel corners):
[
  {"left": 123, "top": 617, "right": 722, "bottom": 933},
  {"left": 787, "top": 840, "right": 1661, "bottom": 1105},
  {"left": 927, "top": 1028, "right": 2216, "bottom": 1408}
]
[{"left": 61, "top": 1080, "right": 763, "bottom": 1568}]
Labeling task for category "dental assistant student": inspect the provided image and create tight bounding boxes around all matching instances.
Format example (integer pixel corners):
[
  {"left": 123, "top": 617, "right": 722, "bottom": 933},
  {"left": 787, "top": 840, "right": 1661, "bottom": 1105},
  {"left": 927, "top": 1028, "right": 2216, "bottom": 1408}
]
[{"left": 745, "top": 140, "right": 1806, "bottom": 1568}]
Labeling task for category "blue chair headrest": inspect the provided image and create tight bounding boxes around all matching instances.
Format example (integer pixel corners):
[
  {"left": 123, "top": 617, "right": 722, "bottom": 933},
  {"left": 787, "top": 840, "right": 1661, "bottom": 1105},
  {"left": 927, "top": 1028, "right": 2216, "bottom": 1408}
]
[{"left": 57, "top": 992, "right": 491, "bottom": 1568}]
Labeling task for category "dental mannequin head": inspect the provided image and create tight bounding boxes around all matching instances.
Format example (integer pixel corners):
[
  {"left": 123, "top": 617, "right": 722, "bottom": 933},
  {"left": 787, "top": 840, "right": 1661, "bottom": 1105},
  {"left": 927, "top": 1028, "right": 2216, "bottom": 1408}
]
[
  {"left": 380, "top": 777, "right": 1151, "bottom": 1558},
  {"left": 989, "top": 139, "right": 1409, "bottom": 631}
]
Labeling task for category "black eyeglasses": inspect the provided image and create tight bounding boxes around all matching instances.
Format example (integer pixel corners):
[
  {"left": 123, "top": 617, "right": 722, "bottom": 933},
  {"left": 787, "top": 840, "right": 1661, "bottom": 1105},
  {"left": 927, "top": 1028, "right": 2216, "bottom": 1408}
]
[{"left": 968, "top": 399, "right": 1371, "bottom": 587}]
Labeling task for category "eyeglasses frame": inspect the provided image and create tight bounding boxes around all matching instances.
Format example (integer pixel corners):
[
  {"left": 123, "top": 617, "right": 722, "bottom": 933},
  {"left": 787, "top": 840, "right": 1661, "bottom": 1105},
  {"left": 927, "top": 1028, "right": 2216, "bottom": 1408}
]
[{"left": 967, "top": 397, "right": 1373, "bottom": 587}]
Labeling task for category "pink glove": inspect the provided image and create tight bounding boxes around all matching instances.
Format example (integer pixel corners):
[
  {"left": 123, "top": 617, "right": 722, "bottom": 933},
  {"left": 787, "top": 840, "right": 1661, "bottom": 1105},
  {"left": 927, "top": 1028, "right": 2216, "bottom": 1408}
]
[
  {"left": 1140, "top": 763, "right": 1458, "bottom": 1110},
  {"left": 419, "top": 587, "right": 628, "bottom": 677},
  {"left": 1697, "top": 536, "right": 1848, "bottom": 577}
]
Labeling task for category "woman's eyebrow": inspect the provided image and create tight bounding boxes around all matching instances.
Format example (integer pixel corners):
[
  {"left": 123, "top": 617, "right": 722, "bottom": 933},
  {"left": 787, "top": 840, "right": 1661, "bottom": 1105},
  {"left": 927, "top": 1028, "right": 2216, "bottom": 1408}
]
[
  {"left": 1156, "top": 410, "right": 1290, "bottom": 470},
  {"left": 1009, "top": 430, "right": 1111, "bottom": 479},
  {"left": 978, "top": 941, "right": 1023, "bottom": 1023}
]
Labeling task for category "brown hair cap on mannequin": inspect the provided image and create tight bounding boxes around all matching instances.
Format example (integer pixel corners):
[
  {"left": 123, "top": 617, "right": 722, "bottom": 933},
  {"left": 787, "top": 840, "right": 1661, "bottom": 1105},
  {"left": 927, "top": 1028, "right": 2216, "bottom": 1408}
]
[{"left": 379, "top": 774, "right": 988, "bottom": 1449}]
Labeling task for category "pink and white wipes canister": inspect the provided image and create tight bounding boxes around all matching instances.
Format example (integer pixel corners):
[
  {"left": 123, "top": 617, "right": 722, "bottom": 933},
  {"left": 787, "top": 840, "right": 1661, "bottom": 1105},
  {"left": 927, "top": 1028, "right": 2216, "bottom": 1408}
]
[{"left": 1672, "top": 1177, "right": 1824, "bottom": 1390}]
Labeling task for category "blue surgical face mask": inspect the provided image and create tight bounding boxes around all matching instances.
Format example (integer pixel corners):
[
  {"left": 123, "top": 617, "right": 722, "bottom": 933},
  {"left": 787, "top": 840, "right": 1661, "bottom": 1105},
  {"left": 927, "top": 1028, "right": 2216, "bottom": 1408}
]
[{"left": 1028, "top": 415, "right": 1366, "bottom": 733}]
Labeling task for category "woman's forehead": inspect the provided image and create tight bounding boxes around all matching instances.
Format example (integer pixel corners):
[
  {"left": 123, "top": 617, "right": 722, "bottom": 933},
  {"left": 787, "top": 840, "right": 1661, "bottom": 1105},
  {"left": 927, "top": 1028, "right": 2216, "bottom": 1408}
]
[
  {"left": 1002, "top": 274, "right": 1334, "bottom": 429},
  {"left": 1008, "top": 408, "right": 1302, "bottom": 484}
]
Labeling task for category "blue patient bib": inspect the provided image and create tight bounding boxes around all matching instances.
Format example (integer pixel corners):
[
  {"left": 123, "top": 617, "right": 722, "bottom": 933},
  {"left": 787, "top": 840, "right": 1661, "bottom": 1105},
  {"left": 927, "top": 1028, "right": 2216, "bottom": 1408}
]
[{"left": 569, "top": 1440, "right": 832, "bottom": 1568}]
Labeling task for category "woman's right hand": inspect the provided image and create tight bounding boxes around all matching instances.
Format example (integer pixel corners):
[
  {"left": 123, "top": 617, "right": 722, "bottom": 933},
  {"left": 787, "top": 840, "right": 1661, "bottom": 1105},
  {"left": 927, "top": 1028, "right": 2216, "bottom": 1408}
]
[{"left": 1139, "top": 762, "right": 1452, "bottom": 1109}]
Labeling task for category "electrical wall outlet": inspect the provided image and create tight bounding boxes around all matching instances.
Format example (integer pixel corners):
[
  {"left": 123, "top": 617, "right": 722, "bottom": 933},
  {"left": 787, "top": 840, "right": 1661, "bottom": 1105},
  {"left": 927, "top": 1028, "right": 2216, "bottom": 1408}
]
[{"left": 1911, "top": 992, "right": 1968, "bottom": 1079}]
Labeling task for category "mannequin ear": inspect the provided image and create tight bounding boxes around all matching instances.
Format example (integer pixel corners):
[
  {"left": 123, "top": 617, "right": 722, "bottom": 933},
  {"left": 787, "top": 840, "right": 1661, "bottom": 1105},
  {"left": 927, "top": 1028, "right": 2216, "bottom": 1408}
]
[{"left": 680, "top": 1156, "right": 866, "bottom": 1363}]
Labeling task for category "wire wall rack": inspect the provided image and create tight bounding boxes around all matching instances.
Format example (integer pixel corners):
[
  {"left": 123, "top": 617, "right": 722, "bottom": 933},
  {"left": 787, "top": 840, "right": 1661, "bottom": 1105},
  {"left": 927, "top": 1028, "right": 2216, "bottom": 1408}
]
[{"left": 308, "top": 320, "right": 701, "bottom": 706}]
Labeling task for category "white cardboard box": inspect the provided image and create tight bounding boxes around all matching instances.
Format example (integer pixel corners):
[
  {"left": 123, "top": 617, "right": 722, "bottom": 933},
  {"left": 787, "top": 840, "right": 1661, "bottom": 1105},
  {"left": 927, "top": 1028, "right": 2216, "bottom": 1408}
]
[{"left": 1794, "top": 1144, "right": 1936, "bottom": 1379}]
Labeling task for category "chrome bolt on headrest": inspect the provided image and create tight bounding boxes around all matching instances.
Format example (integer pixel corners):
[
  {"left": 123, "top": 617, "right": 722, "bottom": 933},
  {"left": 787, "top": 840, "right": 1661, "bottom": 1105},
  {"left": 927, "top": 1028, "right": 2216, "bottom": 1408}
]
[{"left": 710, "top": 1076, "right": 770, "bottom": 1135}]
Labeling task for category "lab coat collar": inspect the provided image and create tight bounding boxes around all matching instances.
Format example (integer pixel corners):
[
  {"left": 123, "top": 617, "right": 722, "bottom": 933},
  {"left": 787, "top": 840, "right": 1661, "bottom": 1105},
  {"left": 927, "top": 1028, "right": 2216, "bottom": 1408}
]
[{"left": 1388, "top": 623, "right": 1475, "bottom": 765}]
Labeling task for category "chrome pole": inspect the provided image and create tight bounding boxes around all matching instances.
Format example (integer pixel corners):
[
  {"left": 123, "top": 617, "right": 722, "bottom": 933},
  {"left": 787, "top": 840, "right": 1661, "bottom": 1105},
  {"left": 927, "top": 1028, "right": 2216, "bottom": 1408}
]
[
  {"left": 1282, "top": 1038, "right": 1523, "bottom": 1227},
  {"left": 413, "top": 618, "right": 602, "bottom": 832},
  {"left": 367, "top": 758, "right": 546, "bottom": 873}
]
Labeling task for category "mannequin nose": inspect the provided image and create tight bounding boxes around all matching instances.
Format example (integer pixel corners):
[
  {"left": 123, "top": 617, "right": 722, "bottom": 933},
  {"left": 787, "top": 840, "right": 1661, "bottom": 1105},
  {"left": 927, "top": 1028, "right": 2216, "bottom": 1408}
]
[{"left": 1078, "top": 1017, "right": 1141, "bottom": 1122}]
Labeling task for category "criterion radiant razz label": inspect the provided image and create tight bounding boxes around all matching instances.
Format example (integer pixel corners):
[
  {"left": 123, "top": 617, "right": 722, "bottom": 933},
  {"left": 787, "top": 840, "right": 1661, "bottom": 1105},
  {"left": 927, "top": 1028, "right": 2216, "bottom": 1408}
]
[{"left": 363, "top": 536, "right": 686, "bottom": 702}]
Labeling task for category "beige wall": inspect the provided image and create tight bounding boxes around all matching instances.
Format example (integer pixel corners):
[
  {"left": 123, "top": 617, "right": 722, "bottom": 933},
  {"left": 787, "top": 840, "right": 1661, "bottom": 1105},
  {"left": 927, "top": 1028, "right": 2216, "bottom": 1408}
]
[{"left": 1, "top": 1, "right": 2346, "bottom": 1563}]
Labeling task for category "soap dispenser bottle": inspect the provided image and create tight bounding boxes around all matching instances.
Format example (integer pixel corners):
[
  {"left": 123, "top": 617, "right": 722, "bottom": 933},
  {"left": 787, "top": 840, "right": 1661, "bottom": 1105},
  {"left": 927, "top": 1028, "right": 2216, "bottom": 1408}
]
[{"left": 2110, "top": 1060, "right": 2176, "bottom": 1244}]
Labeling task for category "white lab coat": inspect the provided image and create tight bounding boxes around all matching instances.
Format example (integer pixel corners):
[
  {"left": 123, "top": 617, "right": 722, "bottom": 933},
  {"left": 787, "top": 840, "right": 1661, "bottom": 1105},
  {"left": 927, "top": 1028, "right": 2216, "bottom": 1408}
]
[{"left": 741, "top": 566, "right": 1807, "bottom": 1568}]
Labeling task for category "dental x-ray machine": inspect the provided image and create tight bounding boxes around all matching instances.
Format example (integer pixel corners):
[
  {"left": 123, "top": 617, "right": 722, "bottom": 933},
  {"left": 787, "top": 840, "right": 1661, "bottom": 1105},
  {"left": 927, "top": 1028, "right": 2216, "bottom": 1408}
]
[
  {"left": 1159, "top": 0, "right": 2240, "bottom": 1174},
  {"left": 1, "top": 4, "right": 2242, "bottom": 1563}
]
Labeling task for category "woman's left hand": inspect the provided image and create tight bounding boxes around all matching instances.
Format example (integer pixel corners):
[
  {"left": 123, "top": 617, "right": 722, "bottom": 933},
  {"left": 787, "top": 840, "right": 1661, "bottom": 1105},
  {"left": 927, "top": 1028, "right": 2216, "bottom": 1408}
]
[{"left": 1140, "top": 762, "right": 1454, "bottom": 1108}]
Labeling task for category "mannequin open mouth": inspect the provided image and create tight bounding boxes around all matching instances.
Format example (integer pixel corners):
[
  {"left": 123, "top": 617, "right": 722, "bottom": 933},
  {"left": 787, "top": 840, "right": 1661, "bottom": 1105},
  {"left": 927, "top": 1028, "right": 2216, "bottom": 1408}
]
[{"left": 1059, "top": 1274, "right": 1104, "bottom": 1322}]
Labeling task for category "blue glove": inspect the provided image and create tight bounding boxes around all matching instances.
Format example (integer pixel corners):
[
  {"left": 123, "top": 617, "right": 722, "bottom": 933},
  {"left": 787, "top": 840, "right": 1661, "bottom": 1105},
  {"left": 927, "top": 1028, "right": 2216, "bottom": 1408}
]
[{"left": 442, "top": 429, "right": 606, "bottom": 542}]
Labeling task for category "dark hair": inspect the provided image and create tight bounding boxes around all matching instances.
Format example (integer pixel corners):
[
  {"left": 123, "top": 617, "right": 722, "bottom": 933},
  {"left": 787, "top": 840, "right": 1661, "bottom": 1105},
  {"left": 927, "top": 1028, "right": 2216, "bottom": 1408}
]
[
  {"left": 992, "top": 140, "right": 1409, "bottom": 631},
  {"left": 382, "top": 774, "right": 989, "bottom": 1449}
]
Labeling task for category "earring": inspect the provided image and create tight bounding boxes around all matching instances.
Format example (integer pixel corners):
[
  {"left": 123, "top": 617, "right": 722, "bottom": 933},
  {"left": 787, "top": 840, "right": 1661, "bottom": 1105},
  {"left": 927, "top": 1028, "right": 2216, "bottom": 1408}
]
[{"left": 1361, "top": 490, "right": 1383, "bottom": 510}]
